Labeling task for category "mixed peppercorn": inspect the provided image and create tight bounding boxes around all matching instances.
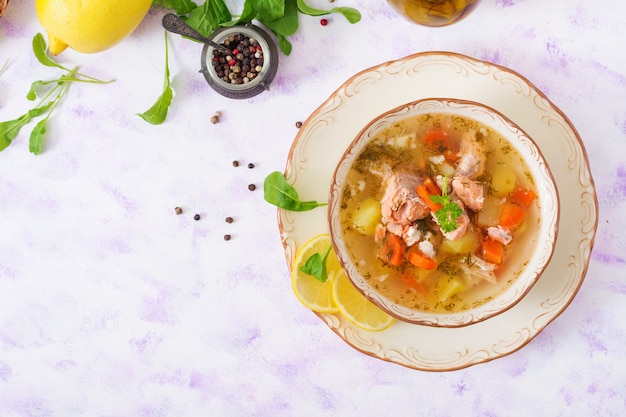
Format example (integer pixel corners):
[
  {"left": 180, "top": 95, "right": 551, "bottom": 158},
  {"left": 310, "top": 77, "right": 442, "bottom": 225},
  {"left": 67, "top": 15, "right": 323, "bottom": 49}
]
[{"left": 211, "top": 34, "right": 264, "bottom": 85}]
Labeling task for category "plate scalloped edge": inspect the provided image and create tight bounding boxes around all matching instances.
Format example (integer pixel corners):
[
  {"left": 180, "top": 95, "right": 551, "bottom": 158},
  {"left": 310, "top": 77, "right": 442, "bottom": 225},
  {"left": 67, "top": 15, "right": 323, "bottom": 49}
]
[{"left": 278, "top": 51, "right": 598, "bottom": 372}]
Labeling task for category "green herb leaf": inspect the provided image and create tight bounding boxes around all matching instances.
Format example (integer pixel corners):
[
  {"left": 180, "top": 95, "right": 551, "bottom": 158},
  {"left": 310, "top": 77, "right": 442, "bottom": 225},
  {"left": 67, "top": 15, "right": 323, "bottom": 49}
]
[
  {"left": 185, "top": 0, "right": 231, "bottom": 37},
  {"left": 153, "top": 0, "right": 198, "bottom": 15},
  {"left": 261, "top": 0, "right": 299, "bottom": 36},
  {"left": 431, "top": 198, "right": 463, "bottom": 233},
  {"left": 333, "top": 7, "right": 361, "bottom": 24},
  {"left": 209, "top": 0, "right": 232, "bottom": 23},
  {"left": 263, "top": 171, "right": 327, "bottom": 211},
  {"left": 299, "top": 245, "right": 332, "bottom": 282},
  {"left": 28, "top": 100, "right": 55, "bottom": 118},
  {"left": 223, "top": 0, "right": 257, "bottom": 25},
  {"left": 252, "top": 0, "right": 285, "bottom": 21},
  {"left": 296, "top": 0, "right": 361, "bottom": 23},
  {"left": 29, "top": 119, "right": 48, "bottom": 155},
  {"left": 430, "top": 177, "right": 463, "bottom": 233},
  {"left": 26, "top": 80, "right": 44, "bottom": 101},
  {"left": 138, "top": 31, "right": 173, "bottom": 125},
  {"left": 277, "top": 34, "right": 292, "bottom": 55},
  {"left": 1, "top": 36, "right": 111, "bottom": 154},
  {"left": 0, "top": 114, "right": 31, "bottom": 152},
  {"left": 32, "top": 33, "right": 70, "bottom": 71},
  {"left": 32, "top": 33, "right": 114, "bottom": 84}
]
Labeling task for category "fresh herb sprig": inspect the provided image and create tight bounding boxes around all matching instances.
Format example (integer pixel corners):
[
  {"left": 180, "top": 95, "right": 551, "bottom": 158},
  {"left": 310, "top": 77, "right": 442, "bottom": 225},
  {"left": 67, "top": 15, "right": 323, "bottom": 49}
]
[
  {"left": 300, "top": 244, "right": 332, "bottom": 282},
  {"left": 263, "top": 171, "right": 327, "bottom": 211},
  {"left": 0, "top": 33, "right": 114, "bottom": 154},
  {"left": 138, "top": 31, "right": 173, "bottom": 125},
  {"left": 154, "top": 0, "right": 361, "bottom": 55},
  {"left": 430, "top": 177, "right": 463, "bottom": 233}
]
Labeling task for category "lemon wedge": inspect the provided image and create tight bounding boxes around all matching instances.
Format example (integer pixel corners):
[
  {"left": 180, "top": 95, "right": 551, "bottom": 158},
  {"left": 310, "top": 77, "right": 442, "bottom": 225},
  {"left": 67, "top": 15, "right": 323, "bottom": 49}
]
[
  {"left": 291, "top": 234, "right": 341, "bottom": 314},
  {"left": 332, "top": 264, "right": 395, "bottom": 332}
]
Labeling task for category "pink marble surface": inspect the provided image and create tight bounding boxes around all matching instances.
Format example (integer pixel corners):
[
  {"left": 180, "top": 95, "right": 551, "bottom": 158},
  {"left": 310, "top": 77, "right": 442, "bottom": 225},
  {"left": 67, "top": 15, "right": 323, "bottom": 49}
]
[{"left": 0, "top": 0, "right": 624, "bottom": 415}]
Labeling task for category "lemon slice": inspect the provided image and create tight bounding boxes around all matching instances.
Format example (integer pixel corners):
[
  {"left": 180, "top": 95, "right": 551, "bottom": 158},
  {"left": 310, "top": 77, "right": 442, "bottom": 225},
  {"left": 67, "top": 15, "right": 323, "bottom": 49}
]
[
  {"left": 332, "top": 268, "right": 395, "bottom": 332},
  {"left": 292, "top": 234, "right": 341, "bottom": 314}
]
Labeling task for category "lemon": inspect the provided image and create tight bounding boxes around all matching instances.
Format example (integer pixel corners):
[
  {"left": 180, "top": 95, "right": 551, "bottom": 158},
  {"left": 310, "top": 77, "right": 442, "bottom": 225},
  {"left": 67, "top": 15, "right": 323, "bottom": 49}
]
[
  {"left": 332, "top": 267, "right": 395, "bottom": 332},
  {"left": 292, "top": 234, "right": 341, "bottom": 314},
  {"left": 292, "top": 233, "right": 395, "bottom": 332},
  {"left": 36, "top": 0, "right": 153, "bottom": 55}
]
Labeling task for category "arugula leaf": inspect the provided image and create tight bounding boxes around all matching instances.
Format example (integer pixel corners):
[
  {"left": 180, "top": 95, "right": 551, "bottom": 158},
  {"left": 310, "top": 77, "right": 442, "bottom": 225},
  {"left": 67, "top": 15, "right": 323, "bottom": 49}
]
[
  {"left": 300, "top": 245, "right": 332, "bottom": 282},
  {"left": 430, "top": 177, "right": 463, "bottom": 233},
  {"left": 29, "top": 119, "right": 48, "bottom": 155},
  {"left": 263, "top": 171, "right": 327, "bottom": 211},
  {"left": 296, "top": 0, "right": 361, "bottom": 23},
  {"left": 0, "top": 115, "right": 31, "bottom": 152},
  {"left": 32, "top": 33, "right": 69, "bottom": 71},
  {"left": 27, "top": 81, "right": 44, "bottom": 101},
  {"left": 26, "top": 71, "right": 74, "bottom": 154},
  {"left": 138, "top": 31, "right": 173, "bottom": 125},
  {"left": 32, "top": 33, "right": 114, "bottom": 84},
  {"left": 1, "top": 34, "right": 113, "bottom": 154},
  {"left": 28, "top": 100, "right": 55, "bottom": 118}
]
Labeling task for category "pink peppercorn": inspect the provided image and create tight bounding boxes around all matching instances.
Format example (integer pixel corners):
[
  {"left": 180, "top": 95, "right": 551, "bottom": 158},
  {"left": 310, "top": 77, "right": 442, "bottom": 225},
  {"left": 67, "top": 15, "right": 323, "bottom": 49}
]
[{"left": 320, "top": 18, "right": 328, "bottom": 26}]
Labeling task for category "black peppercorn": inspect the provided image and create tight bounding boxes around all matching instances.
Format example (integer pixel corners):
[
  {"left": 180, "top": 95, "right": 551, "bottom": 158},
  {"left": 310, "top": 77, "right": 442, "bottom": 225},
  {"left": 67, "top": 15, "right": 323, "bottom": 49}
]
[
  {"left": 225, "top": 216, "right": 234, "bottom": 223},
  {"left": 210, "top": 33, "right": 265, "bottom": 86},
  {"left": 247, "top": 163, "right": 254, "bottom": 169},
  {"left": 232, "top": 160, "right": 239, "bottom": 167},
  {"left": 295, "top": 121, "right": 303, "bottom": 128},
  {"left": 194, "top": 214, "right": 201, "bottom": 221},
  {"left": 248, "top": 184, "right": 256, "bottom": 191},
  {"left": 224, "top": 234, "right": 231, "bottom": 241}
]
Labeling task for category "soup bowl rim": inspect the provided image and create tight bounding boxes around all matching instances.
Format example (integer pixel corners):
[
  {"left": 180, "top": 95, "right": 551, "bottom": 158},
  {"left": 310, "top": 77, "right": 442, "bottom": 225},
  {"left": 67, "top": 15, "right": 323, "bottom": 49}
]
[{"left": 327, "top": 97, "right": 560, "bottom": 328}]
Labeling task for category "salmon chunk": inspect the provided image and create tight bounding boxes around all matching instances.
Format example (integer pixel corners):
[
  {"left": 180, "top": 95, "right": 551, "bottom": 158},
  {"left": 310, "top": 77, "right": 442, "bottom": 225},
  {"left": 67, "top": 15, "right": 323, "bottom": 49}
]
[
  {"left": 456, "top": 130, "right": 487, "bottom": 180},
  {"left": 452, "top": 175, "right": 485, "bottom": 212},
  {"left": 380, "top": 172, "right": 430, "bottom": 225}
]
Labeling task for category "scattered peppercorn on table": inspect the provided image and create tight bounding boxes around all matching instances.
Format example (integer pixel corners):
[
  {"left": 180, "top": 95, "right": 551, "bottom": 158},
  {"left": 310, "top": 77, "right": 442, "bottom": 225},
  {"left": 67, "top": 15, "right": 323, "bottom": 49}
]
[{"left": 0, "top": 1, "right": 622, "bottom": 416}]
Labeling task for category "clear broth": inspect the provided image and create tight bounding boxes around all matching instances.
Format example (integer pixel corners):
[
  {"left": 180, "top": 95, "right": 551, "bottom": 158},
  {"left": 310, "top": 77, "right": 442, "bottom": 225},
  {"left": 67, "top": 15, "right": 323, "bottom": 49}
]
[{"left": 339, "top": 112, "right": 540, "bottom": 314}]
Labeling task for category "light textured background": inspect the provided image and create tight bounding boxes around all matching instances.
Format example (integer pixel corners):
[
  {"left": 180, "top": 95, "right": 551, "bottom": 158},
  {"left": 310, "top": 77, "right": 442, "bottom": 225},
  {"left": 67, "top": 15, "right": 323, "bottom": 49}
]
[{"left": 0, "top": 0, "right": 624, "bottom": 416}]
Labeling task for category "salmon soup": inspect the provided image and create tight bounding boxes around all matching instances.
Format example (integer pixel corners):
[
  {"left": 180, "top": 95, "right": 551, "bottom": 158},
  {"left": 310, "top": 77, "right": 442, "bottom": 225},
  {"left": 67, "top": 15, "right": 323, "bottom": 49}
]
[{"left": 337, "top": 111, "right": 542, "bottom": 315}]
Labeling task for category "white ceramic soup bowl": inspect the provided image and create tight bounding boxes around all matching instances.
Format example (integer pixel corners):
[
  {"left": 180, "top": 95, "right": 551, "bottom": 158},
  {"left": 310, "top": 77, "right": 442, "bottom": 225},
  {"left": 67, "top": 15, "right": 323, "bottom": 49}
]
[{"left": 328, "top": 98, "right": 559, "bottom": 328}]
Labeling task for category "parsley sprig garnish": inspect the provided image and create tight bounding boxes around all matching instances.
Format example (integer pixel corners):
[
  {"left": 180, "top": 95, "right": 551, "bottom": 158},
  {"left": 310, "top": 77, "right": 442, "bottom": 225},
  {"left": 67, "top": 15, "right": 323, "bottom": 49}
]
[{"left": 430, "top": 176, "right": 463, "bottom": 233}]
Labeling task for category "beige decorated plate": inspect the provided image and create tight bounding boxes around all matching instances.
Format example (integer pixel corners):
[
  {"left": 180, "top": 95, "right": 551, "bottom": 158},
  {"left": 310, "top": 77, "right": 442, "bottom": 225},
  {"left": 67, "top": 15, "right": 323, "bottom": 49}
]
[{"left": 277, "top": 51, "right": 597, "bottom": 371}]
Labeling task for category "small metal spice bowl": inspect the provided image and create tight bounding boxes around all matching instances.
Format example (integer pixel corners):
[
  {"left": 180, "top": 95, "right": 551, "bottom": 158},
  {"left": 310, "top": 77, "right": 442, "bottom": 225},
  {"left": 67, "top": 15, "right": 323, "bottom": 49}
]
[
  {"left": 162, "top": 13, "right": 278, "bottom": 99},
  {"left": 200, "top": 24, "right": 278, "bottom": 99}
]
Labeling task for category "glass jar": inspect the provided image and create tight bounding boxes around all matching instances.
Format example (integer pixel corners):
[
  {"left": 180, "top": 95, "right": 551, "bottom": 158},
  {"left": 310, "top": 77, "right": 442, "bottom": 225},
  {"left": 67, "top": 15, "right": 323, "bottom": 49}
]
[{"left": 388, "top": 0, "right": 479, "bottom": 27}]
